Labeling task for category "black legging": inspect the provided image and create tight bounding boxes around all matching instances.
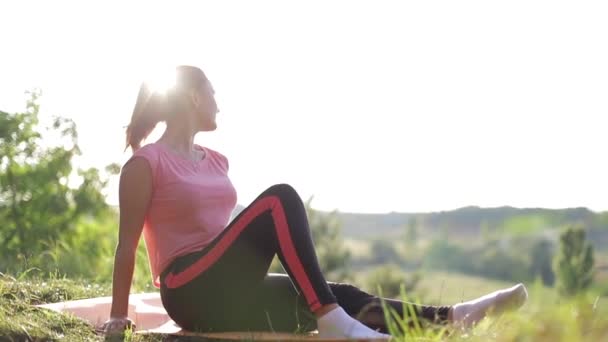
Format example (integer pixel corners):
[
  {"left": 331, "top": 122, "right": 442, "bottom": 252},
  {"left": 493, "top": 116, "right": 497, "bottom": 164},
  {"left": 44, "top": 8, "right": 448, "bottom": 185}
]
[{"left": 160, "top": 184, "right": 450, "bottom": 333}]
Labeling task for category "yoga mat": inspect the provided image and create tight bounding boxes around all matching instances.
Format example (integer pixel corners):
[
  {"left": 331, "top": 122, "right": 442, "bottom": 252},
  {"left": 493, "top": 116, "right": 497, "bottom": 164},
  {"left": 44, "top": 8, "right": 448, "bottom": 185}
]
[{"left": 35, "top": 292, "right": 387, "bottom": 341}]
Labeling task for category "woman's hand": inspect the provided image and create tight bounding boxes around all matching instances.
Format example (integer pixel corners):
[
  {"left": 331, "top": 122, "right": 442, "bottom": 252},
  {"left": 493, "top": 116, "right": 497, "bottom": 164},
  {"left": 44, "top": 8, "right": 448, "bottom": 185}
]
[{"left": 100, "top": 317, "right": 136, "bottom": 335}]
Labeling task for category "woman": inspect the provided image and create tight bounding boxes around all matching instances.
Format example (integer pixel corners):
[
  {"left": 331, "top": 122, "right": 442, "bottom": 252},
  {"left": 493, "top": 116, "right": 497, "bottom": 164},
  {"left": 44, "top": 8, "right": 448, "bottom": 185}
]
[{"left": 102, "top": 65, "right": 528, "bottom": 338}]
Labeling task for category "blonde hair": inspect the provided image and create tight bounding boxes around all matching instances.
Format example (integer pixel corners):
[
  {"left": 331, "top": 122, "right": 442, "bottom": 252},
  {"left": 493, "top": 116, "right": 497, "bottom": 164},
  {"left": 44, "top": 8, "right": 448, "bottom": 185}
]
[{"left": 125, "top": 65, "right": 208, "bottom": 151}]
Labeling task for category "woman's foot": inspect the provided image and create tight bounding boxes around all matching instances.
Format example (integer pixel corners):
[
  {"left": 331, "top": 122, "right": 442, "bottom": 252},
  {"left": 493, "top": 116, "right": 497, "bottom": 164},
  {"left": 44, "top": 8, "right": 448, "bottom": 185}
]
[
  {"left": 317, "top": 306, "right": 391, "bottom": 340},
  {"left": 452, "top": 283, "right": 528, "bottom": 327}
]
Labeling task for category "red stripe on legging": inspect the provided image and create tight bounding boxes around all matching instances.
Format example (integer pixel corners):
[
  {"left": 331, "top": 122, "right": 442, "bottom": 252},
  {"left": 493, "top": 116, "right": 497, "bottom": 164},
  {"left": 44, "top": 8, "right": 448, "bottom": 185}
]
[{"left": 163, "top": 195, "right": 322, "bottom": 311}]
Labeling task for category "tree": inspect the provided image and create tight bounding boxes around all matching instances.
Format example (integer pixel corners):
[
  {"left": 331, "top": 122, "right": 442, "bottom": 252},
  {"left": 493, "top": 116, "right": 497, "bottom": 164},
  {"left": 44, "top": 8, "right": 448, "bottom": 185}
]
[
  {"left": 306, "top": 198, "right": 352, "bottom": 282},
  {"left": 0, "top": 90, "right": 118, "bottom": 273},
  {"left": 529, "top": 239, "right": 555, "bottom": 286},
  {"left": 370, "top": 239, "right": 401, "bottom": 265},
  {"left": 553, "top": 226, "right": 595, "bottom": 296},
  {"left": 404, "top": 217, "right": 418, "bottom": 251}
]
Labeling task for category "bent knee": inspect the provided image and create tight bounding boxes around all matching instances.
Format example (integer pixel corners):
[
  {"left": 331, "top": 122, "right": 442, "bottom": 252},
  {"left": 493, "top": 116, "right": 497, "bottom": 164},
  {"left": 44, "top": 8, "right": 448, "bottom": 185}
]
[{"left": 265, "top": 183, "right": 298, "bottom": 197}]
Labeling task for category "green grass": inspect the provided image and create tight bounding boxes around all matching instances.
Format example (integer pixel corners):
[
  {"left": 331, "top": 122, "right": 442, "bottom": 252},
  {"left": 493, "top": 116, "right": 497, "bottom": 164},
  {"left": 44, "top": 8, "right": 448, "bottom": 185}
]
[
  {"left": 0, "top": 274, "right": 102, "bottom": 341},
  {"left": 0, "top": 273, "right": 164, "bottom": 341},
  {"left": 1, "top": 272, "right": 607, "bottom": 341},
  {"left": 382, "top": 280, "right": 608, "bottom": 341},
  {"left": 412, "top": 271, "right": 516, "bottom": 304},
  {"left": 353, "top": 268, "right": 515, "bottom": 302}
]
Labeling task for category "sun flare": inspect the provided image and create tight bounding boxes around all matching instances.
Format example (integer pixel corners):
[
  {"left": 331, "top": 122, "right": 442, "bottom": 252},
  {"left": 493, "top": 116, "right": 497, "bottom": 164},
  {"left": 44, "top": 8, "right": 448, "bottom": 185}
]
[{"left": 144, "top": 69, "right": 177, "bottom": 94}]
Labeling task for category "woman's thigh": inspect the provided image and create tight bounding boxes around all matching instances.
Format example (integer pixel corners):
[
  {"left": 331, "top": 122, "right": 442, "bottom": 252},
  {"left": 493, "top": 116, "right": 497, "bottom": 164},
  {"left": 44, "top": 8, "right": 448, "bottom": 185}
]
[{"left": 167, "top": 273, "right": 317, "bottom": 333}]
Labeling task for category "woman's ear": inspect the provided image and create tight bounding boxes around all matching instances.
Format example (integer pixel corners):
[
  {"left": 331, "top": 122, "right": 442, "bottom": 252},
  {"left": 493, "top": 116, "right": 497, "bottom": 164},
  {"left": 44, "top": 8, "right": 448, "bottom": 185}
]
[{"left": 189, "top": 89, "right": 201, "bottom": 108}]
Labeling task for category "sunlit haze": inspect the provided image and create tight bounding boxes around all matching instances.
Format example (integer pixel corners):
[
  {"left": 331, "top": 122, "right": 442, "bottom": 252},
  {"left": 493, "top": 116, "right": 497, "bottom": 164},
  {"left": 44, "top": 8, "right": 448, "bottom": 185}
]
[{"left": 1, "top": 0, "right": 607, "bottom": 213}]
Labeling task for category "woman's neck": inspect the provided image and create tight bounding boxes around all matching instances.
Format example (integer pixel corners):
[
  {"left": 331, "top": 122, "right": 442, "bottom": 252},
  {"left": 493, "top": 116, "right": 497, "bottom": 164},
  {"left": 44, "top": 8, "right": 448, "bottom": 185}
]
[{"left": 158, "top": 124, "right": 197, "bottom": 154}]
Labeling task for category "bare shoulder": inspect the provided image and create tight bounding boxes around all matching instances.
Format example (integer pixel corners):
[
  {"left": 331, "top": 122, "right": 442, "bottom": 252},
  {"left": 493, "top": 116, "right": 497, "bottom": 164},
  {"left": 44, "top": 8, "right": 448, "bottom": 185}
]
[
  {"left": 122, "top": 156, "right": 152, "bottom": 175},
  {"left": 120, "top": 157, "right": 153, "bottom": 190}
]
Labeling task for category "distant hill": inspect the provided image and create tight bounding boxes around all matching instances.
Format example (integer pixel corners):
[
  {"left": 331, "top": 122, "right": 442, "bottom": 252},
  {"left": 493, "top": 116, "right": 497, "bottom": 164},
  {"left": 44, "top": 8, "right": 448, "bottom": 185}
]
[
  {"left": 330, "top": 206, "right": 608, "bottom": 249},
  {"left": 231, "top": 204, "right": 608, "bottom": 249}
]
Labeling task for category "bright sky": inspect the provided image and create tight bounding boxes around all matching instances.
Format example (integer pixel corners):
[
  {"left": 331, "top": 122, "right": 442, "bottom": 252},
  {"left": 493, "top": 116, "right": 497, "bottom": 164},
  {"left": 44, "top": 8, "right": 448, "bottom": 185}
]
[{"left": 1, "top": 1, "right": 607, "bottom": 213}]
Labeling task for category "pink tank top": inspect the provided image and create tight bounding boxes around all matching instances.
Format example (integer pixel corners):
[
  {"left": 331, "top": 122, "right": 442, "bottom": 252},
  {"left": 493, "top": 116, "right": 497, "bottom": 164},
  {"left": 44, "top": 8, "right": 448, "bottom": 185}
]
[{"left": 126, "top": 142, "right": 238, "bottom": 287}]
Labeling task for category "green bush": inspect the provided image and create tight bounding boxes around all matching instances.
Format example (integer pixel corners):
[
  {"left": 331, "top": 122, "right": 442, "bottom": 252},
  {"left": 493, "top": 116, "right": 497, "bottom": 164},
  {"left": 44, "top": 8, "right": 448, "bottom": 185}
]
[
  {"left": 364, "top": 264, "right": 421, "bottom": 299},
  {"left": 554, "top": 226, "right": 595, "bottom": 296}
]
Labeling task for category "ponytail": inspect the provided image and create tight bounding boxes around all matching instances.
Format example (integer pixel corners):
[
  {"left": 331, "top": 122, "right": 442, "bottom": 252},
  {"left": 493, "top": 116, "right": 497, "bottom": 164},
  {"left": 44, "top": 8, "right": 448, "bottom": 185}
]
[{"left": 125, "top": 83, "right": 168, "bottom": 151}]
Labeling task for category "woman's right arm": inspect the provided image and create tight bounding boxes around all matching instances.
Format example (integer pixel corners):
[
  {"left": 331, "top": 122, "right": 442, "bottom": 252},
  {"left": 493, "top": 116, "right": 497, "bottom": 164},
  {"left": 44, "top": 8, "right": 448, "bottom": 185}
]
[{"left": 104, "top": 157, "right": 153, "bottom": 333}]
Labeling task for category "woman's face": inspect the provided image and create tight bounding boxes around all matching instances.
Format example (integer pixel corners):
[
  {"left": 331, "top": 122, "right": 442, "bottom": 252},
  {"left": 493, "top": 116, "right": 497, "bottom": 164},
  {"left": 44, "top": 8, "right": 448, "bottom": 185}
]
[{"left": 191, "top": 80, "right": 219, "bottom": 132}]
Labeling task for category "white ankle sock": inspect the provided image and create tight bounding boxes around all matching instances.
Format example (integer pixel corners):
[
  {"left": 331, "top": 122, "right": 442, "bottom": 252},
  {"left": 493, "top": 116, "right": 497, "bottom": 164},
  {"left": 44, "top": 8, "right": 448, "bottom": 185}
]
[
  {"left": 317, "top": 307, "right": 391, "bottom": 339},
  {"left": 452, "top": 283, "right": 528, "bottom": 327}
]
